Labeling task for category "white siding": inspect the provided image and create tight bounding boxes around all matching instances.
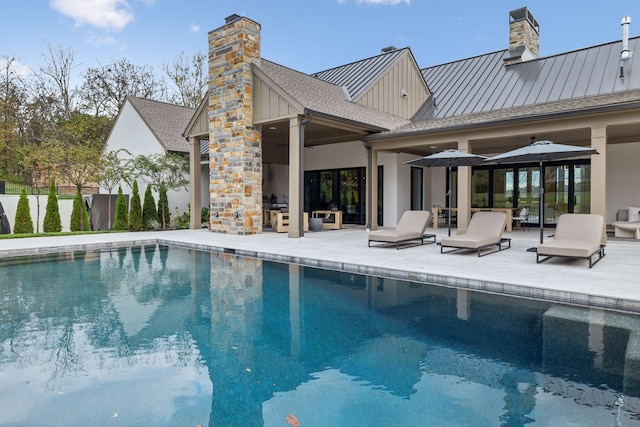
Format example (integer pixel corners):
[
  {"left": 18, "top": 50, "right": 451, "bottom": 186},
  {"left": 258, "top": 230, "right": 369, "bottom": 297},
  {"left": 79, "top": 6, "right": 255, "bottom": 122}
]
[{"left": 104, "top": 100, "right": 190, "bottom": 217}]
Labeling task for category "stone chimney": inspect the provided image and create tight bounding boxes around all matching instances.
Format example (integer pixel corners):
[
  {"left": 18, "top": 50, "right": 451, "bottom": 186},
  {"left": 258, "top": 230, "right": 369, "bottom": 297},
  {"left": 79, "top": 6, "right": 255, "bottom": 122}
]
[
  {"left": 504, "top": 7, "right": 540, "bottom": 65},
  {"left": 208, "top": 14, "right": 262, "bottom": 234}
]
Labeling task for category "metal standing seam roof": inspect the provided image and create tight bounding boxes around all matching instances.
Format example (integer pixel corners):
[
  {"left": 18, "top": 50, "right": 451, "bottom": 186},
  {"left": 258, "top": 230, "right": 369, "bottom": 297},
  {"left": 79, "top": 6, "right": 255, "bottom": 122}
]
[
  {"left": 414, "top": 36, "right": 640, "bottom": 122},
  {"left": 126, "top": 96, "right": 196, "bottom": 153},
  {"left": 311, "top": 47, "right": 412, "bottom": 101}
]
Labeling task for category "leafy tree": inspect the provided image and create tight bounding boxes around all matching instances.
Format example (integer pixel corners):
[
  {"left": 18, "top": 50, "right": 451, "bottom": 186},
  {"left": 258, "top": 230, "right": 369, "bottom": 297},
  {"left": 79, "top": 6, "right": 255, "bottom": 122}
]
[
  {"left": 133, "top": 153, "right": 188, "bottom": 229},
  {"left": 112, "top": 186, "right": 128, "bottom": 230},
  {"left": 69, "top": 185, "right": 90, "bottom": 231},
  {"left": 43, "top": 179, "right": 62, "bottom": 232},
  {"left": 157, "top": 187, "right": 170, "bottom": 229},
  {"left": 128, "top": 180, "right": 143, "bottom": 231},
  {"left": 142, "top": 185, "right": 157, "bottom": 229},
  {"left": 164, "top": 51, "right": 207, "bottom": 108},
  {"left": 96, "top": 148, "right": 132, "bottom": 229},
  {"left": 14, "top": 187, "right": 34, "bottom": 234}
]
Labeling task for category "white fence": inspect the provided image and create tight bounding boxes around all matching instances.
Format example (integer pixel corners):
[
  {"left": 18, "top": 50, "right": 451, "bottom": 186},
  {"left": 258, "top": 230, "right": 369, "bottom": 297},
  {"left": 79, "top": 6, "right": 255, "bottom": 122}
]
[{"left": 0, "top": 195, "right": 75, "bottom": 233}]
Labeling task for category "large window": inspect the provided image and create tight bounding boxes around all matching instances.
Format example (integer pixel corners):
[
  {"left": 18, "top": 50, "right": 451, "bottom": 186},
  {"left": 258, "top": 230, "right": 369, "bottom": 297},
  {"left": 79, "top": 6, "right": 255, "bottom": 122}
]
[
  {"left": 470, "top": 160, "right": 590, "bottom": 226},
  {"left": 305, "top": 167, "right": 373, "bottom": 225}
]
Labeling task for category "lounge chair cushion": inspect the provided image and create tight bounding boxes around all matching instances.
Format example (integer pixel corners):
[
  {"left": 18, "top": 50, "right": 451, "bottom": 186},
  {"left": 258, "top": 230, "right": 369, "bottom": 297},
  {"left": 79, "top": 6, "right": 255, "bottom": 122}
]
[
  {"left": 368, "top": 230, "right": 424, "bottom": 243},
  {"left": 368, "top": 210, "right": 431, "bottom": 247},
  {"left": 628, "top": 207, "right": 640, "bottom": 222},
  {"left": 537, "top": 214, "right": 604, "bottom": 258},
  {"left": 440, "top": 211, "right": 506, "bottom": 249}
]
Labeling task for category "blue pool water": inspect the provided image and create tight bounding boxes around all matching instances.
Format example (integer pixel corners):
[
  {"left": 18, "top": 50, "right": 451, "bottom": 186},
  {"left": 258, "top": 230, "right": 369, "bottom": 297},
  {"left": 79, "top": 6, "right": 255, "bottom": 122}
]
[{"left": 1, "top": 244, "right": 639, "bottom": 426}]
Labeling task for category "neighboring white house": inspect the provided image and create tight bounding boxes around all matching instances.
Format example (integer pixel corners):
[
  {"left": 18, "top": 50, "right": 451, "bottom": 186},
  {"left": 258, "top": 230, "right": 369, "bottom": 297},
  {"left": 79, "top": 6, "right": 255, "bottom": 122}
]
[{"left": 104, "top": 96, "right": 209, "bottom": 220}]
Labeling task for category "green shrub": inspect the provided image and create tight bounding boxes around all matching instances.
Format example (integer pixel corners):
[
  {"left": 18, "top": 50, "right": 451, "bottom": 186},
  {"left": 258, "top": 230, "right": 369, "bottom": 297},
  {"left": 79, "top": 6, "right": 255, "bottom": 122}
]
[
  {"left": 157, "top": 188, "right": 170, "bottom": 229},
  {"left": 43, "top": 179, "right": 62, "bottom": 232},
  {"left": 14, "top": 187, "right": 34, "bottom": 234},
  {"left": 201, "top": 206, "right": 210, "bottom": 226},
  {"left": 142, "top": 185, "right": 157, "bottom": 229},
  {"left": 112, "top": 186, "right": 128, "bottom": 230},
  {"left": 128, "top": 180, "right": 143, "bottom": 231},
  {"left": 70, "top": 186, "right": 90, "bottom": 231}
]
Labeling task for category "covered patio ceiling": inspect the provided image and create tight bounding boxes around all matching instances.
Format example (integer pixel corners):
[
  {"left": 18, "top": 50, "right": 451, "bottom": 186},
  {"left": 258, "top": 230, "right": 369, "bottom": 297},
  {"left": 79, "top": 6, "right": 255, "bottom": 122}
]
[{"left": 260, "top": 116, "right": 379, "bottom": 164}]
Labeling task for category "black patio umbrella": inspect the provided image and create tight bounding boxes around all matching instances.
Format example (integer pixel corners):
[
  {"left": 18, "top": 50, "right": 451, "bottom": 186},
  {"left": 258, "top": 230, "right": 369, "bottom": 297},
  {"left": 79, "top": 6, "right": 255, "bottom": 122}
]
[
  {"left": 405, "top": 149, "right": 488, "bottom": 236},
  {"left": 485, "top": 140, "right": 599, "bottom": 248}
]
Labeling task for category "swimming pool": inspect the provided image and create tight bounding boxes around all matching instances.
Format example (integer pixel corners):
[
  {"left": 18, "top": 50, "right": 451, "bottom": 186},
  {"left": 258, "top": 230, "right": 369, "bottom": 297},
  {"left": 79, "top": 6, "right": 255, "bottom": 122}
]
[{"left": 0, "top": 244, "right": 639, "bottom": 426}]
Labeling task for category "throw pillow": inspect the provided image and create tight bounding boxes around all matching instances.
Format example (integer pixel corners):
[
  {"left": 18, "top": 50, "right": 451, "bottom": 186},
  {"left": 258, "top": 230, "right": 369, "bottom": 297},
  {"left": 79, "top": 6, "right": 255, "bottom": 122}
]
[{"left": 628, "top": 207, "right": 640, "bottom": 222}]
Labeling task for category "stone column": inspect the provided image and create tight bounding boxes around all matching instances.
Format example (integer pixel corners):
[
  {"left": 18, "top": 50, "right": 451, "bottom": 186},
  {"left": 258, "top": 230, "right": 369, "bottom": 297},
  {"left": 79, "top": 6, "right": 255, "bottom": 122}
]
[
  {"left": 208, "top": 15, "right": 262, "bottom": 235},
  {"left": 590, "top": 125, "right": 607, "bottom": 243}
]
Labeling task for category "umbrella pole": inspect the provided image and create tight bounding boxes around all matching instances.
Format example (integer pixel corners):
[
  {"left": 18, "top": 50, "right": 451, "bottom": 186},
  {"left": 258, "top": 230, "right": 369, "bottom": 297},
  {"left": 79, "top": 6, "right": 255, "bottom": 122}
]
[
  {"left": 447, "top": 165, "right": 452, "bottom": 236},
  {"left": 539, "top": 159, "right": 544, "bottom": 245}
]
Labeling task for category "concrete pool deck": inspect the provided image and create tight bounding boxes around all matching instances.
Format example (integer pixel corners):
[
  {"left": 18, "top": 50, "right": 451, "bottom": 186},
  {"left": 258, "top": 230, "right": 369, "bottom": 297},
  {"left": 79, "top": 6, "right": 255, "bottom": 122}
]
[{"left": 1, "top": 226, "right": 639, "bottom": 313}]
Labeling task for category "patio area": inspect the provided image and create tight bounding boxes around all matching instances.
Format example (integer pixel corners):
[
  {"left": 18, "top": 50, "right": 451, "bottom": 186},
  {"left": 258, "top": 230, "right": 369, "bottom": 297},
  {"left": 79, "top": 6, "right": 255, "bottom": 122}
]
[{"left": 1, "top": 225, "right": 639, "bottom": 313}]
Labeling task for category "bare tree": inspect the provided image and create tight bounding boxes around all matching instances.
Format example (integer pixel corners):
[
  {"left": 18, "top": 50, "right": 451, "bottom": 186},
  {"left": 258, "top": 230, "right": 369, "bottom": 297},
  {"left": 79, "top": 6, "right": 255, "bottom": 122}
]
[
  {"left": 164, "top": 51, "right": 207, "bottom": 108},
  {"left": 0, "top": 55, "right": 28, "bottom": 176},
  {"left": 80, "top": 58, "right": 167, "bottom": 118},
  {"left": 35, "top": 42, "right": 79, "bottom": 120}
]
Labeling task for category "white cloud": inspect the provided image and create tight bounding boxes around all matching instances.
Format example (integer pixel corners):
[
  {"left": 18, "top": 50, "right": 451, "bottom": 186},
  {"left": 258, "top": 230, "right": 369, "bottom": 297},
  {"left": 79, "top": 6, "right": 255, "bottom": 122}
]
[
  {"left": 357, "top": 0, "right": 411, "bottom": 4},
  {"left": 50, "top": 0, "right": 134, "bottom": 32},
  {"left": 189, "top": 24, "right": 200, "bottom": 34},
  {"left": 0, "top": 58, "right": 32, "bottom": 77}
]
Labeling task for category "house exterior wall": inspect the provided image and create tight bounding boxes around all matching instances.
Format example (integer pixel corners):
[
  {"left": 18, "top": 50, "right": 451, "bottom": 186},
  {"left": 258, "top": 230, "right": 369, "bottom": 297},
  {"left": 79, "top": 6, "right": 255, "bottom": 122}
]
[
  {"left": 356, "top": 53, "right": 429, "bottom": 120},
  {"left": 302, "top": 141, "right": 422, "bottom": 227},
  {"left": 103, "top": 100, "right": 191, "bottom": 218},
  {"left": 606, "top": 141, "right": 640, "bottom": 223}
]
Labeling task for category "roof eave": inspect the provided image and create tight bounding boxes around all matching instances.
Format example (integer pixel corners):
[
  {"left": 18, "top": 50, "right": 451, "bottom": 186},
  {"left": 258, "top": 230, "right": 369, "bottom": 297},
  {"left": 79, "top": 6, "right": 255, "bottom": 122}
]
[{"left": 365, "top": 101, "right": 640, "bottom": 142}]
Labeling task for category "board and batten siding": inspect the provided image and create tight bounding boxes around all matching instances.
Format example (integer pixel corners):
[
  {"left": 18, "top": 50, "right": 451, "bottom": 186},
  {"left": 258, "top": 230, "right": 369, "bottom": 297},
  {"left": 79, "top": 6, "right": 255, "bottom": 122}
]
[
  {"left": 355, "top": 53, "right": 429, "bottom": 120},
  {"left": 253, "top": 76, "right": 299, "bottom": 123}
]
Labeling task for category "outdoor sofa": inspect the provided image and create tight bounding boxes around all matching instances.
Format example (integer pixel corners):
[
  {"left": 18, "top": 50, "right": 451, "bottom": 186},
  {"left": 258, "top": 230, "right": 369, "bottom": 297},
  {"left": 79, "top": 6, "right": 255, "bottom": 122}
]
[
  {"left": 612, "top": 207, "right": 640, "bottom": 239},
  {"left": 536, "top": 213, "right": 606, "bottom": 268},
  {"left": 440, "top": 211, "right": 510, "bottom": 257},
  {"left": 368, "top": 210, "right": 434, "bottom": 249}
]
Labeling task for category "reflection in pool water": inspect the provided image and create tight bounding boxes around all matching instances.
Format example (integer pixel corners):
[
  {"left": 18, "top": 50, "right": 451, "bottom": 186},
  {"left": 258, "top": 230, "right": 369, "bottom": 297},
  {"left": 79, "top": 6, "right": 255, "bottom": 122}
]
[{"left": 0, "top": 245, "right": 639, "bottom": 426}]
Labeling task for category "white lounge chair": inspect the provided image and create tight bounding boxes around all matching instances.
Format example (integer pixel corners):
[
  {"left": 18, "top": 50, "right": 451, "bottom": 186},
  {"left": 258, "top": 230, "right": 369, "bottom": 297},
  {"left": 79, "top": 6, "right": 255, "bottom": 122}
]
[
  {"left": 368, "top": 210, "right": 434, "bottom": 249},
  {"left": 440, "top": 211, "right": 510, "bottom": 257},
  {"left": 536, "top": 213, "right": 605, "bottom": 268}
]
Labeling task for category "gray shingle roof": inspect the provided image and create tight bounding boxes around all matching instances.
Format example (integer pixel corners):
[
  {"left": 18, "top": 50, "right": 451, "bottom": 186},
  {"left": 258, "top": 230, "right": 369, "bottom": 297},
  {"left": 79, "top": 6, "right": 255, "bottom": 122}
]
[
  {"left": 126, "top": 96, "right": 195, "bottom": 153},
  {"left": 311, "top": 47, "right": 410, "bottom": 100},
  {"left": 256, "top": 59, "right": 410, "bottom": 131},
  {"left": 414, "top": 37, "right": 640, "bottom": 122}
]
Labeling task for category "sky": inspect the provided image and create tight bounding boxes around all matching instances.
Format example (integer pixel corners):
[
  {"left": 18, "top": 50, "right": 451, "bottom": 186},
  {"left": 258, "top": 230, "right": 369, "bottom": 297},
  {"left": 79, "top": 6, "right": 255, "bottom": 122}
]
[{"left": 2, "top": 0, "right": 640, "bottom": 83}]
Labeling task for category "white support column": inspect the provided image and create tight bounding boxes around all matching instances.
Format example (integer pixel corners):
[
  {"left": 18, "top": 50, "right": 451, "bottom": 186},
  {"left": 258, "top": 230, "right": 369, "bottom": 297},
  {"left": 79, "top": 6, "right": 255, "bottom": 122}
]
[
  {"left": 288, "top": 116, "right": 302, "bottom": 238},
  {"left": 189, "top": 136, "right": 203, "bottom": 229},
  {"left": 457, "top": 140, "right": 472, "bottom": 232},
  {"left": 368, "top": 148, "right": 379, "bottom": 230},
  {"left": 590, "top": 125, "right": 607, "bottom": 242}
]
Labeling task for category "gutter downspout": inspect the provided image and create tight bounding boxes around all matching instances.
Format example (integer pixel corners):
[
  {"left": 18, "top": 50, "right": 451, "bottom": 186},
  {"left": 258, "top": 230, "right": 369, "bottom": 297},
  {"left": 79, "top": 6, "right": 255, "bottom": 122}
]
[
  {"left": 299, "top": 111, "right": 313, "bottom": 237},
  {"left": 363, "top": 139, "right": 372, "bottom": 231}
]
